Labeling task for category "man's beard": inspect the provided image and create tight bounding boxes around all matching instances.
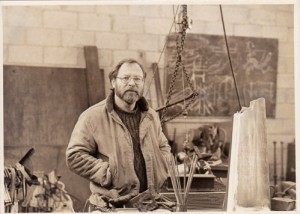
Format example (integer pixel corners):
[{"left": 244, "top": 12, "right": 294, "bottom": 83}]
[{"left": 115, "top": 88, "right": 143, "bottom": 105}]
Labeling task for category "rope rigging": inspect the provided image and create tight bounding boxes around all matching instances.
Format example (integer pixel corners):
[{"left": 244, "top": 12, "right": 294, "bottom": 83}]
[
  {"left": 145, "top": 5, "right": 243, "bottom": 124},
  {"left": 156, "top": 5, "right": 199, "bottom": 125}
]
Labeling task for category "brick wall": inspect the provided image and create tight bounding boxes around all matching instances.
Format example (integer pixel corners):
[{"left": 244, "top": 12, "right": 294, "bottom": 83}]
[{"left": 2, "top": 4, "right": 295, "bottom": 185}]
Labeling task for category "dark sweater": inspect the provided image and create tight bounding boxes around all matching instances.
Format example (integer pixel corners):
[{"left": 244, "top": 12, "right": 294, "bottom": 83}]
[{"left": 114, "top": 104, "right": 148, "bottom": 193}]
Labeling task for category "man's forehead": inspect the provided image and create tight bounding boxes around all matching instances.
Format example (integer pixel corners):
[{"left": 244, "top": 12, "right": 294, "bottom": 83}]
[{"left": 118, "top": 63, "right": 143, "bottom": 74}]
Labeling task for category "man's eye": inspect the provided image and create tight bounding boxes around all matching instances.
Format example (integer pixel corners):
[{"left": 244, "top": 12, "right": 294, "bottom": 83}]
[
  {"left": 133, "top": 77, "right": 142, "bottom": 81},
  {"left": 123, "top": 77, "right": 130, "bottom": 81}
]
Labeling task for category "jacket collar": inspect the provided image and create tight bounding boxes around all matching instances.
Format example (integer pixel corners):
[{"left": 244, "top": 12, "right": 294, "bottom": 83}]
[{"left": 106, "top": 90, "right": 149, "bottom": 113}]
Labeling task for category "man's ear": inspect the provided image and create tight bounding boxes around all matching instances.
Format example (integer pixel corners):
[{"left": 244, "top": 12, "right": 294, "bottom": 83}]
[{"left": 111, "top": 79, "right": 116, "bottom": 88}]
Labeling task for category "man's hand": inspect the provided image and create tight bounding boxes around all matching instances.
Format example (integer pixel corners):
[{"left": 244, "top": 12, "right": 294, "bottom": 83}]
[
  {"left": 108, "top": 190, "right": 136, "bottom": 207},
  {"left": 99, "top": 162, "right": 112, "bottom": 187}
]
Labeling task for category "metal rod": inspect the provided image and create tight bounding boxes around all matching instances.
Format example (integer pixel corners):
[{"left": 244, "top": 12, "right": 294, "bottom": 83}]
[
  {"left": 273, "top": 141, "right": 277, "bottom": 185},
  {"left": 280, "top": 141, "right": 284, "bottom": 182},
  {"left": 219, "top": 5, "right": 242, "bottom": 110},
  {"left": 156, "top": 93, "right": 196, "bottom": 112}
]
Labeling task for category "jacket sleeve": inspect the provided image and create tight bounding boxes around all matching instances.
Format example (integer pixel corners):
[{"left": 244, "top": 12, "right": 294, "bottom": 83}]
[{"left": 66, "top": 113, "right": 111, "bottom": 187}]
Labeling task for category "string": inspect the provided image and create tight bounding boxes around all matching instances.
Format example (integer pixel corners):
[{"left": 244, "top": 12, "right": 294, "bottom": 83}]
[
  {"left": 219, "top": 5, "right": 242, "bottom": 111},
  {"left": 144, "top": 5, "right": 180, "bottom": 101}
]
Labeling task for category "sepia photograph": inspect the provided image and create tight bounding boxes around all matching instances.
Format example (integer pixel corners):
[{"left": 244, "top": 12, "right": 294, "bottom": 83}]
[{"left": 1, "top": 0, "right": 299, "bottom": 213}]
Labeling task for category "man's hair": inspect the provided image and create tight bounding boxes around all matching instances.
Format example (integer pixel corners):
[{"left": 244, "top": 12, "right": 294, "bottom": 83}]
[{"left": 108, "top": 58, "right": 147, "bottom": 82}]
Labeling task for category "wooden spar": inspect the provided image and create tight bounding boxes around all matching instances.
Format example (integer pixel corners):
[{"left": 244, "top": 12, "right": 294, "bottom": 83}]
[
  {"left": 83, "top": 46, "right": 105, "bottom": 106},
  {"left": 155, "top": 93, "right": 196, "bottom": 112},
  {"left": 226, "top": 98, "right": 270, "bottom": 211}
]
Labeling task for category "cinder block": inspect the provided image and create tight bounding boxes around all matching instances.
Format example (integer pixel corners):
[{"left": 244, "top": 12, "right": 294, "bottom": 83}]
[
  {"left": 78, "top": 13, "right": 111, "bottom": 31},
  {"left": 2, "top": 6, "right": 43, "bottom": 27},
  {"left": 160, "top": 5, "right": 175, "bottom": 18},
  {"left": 283, "top": 119, "right": 295, "bottom": 134},
  {"left": 145, "top": 52, "right": 164, "bottom": 65},
  {"left": 276, "top": 103, "right": 295, "bottom": 119},
  {"left": 277, "top": 57, "right": 294, "bottom": 73},
  {"left": 287, "top": 28, "right": 293, "bottom": 42},
  {"left": 44, "top": 11, "right": 77, "bottom": 29},
  {"left": 279, "top": 42, "right": 294, "bottom": 58},
  {"left": 96, "top": 32, "right": 127, "bottom": 49},
  {"left": 128, "top": 5, "right": 161, "bottom": 17},
  {"left": 249, "top": 8, "right": 276, "bottom": 25},
  {"left": 275, "top": 11, "right": 293, "bottom": 27},
  {"left": 62, "top": 30, "right": 95, "bottom": 47},
  {"left": 188, "top": 20, "right": 206, "bottom": 34},
  {"left": 26, "top": 28, "right": 61, "bottom": 46},
  {"left": 3, "top": 45, "right": 8, "bottom": 63},
  {"left": 145, "top": 18, "right": 173, "bottom": 35},
  {"left": 188, "top": 5, "right": 220, "bottom": 22},
  {"left": 61, "top": 5, "right": 96, "bottom": 12},
  {"left": 204, "top": 22, "right": 234, "bottom": 35},
  {"left": 221, "top": 6, "right": 249, "bottom": 24},
  {"left": 277, "top": 74, "right": 294, "bottom": 89},
  {"left": 96, "top": 5, "right": 128, "bottom": 15},
  {"left": 128, "top": 34, "right": 159, "bottom": 51},
  {"left": 113, "top": 16, "right": 143, "bottom": 33},
  {"left": 113, "top": 50, "right": 140, "bottom": 66},
  {"left": 3, "top": 26, "right": 26, "bottom": 45},
  {"left": 234, "top": 24, "right": 262, "bottom": 37},
  {"left": 44, "top": 47, "right": 78, "bottom": 65},
  {"left": 8, "top": 45, "right": 43, "bottom": 64},
  {"left": 77, "top": 48, "right": 85, "bottom": 68},
  {"left": 277, "top": 5, "right": 294, "bottom": 12},
  {"left": 98, "top": 49, "right": 113, "bottom": 67},
  {"left": 266, "top": 119, "right": 284, "bottom": 134},
  {"left": 206, "top": 22, "right": 234, "bottom": 35},
  {"left": 159, "top": 35, "right": 167, "bottom": 52},
  {"left": 276, "top": 88, "right": 295, "bottom": 104},
  {"left": 262, "top": 26, "right": 290, "bottom": 42}
]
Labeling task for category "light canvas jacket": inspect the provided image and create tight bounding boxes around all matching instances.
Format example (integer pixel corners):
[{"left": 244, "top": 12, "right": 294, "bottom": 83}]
[{"left": 66, "top": 92, "right": 171, "bottom": 198}]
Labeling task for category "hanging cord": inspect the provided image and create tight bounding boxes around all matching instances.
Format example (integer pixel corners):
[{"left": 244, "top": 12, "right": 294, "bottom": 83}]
[
  {"left": 160, "top": 5, "right": 198, "bottom": 125},
  {"left": 144, "top": 5, "right": 180, "bottom": 99},
  {"left": 219, "top": 5, "right": 242, "bottom": 111}
]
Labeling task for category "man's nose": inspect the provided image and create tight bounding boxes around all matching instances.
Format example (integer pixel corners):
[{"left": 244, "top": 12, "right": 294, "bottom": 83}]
[{"left": 127, "top": 78, "right": 136, "bottom": 85}]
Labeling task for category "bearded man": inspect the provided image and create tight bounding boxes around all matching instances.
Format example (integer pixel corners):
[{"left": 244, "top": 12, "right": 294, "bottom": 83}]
[{"left": 66, "top": 59, "right": 171, "bottom": 211}]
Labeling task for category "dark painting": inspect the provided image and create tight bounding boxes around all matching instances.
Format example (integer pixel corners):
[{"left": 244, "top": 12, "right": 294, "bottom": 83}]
[{"left": 164, "top": 33, "right": 278, "bottom": 118}]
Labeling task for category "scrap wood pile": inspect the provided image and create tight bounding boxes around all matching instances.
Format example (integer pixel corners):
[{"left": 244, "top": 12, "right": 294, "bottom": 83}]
[{"left": 270, "top": 181, "right": 296, "bottom": 211}]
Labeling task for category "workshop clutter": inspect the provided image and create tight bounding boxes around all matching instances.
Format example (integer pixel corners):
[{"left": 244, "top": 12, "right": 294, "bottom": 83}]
[
  {"left": 270, "top": 181, "right": 296, "bottom": 211},
  {"left": 4, "top": 148, "right": 74, "bottom": 213}
]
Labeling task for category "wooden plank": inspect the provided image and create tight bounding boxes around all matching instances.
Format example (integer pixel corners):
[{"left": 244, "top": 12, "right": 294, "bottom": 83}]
[
  {"left": 3, "top": 65, "right": 90, "bottom": 211},
  {"left": 84, "top": 46, "right": 105, "bottom": 106},
  {"left": 226, "top": 98, "right": 270, "bottom": 211},
  {"left": 152, "top": 63, "right": 164, "bottom": 107}
]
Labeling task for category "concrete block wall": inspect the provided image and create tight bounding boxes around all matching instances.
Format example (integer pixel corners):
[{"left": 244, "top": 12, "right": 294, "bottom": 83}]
[{"left": 3, "top": 4, "right": 295, "bottom": 183}]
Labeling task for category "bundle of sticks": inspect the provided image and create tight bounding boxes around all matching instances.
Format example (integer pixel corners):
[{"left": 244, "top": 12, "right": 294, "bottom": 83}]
[{"left": 167, "top": 154, "right": 198, "bottom": 211}]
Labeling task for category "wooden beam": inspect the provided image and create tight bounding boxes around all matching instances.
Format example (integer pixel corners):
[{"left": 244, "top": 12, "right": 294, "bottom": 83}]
[
  {"left": 84, "top": 46, "right": 105, "bottom": 106},
  {"left": 152, "top": 63, "right": 164, "bottom": 107}
]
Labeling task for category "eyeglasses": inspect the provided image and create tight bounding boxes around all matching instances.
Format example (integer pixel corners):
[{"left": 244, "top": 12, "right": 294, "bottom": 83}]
[{"left": 116, "top": 76, "right": 144, "bottom": 84}]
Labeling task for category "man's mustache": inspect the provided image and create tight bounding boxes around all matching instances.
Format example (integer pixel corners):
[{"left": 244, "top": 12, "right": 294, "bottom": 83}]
[{"left": 124, "top": 89, "right": 138, "bottom": 94}]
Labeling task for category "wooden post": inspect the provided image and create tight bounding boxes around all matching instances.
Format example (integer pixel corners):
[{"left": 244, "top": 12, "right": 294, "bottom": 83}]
[
  {"left": 226, "top": 98, "right": 270, "bottom": 211},
  {"left": 152, "top": 63, "right": 164, "bottom": 107},
  {"left": 84, "top": 46, "right": 105, "bottom": 106}
]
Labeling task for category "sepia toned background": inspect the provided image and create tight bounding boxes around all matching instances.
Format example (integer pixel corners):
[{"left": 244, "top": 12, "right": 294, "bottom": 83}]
[{"left": 2, "top": 3, "right": 296, "bottom": 211}]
